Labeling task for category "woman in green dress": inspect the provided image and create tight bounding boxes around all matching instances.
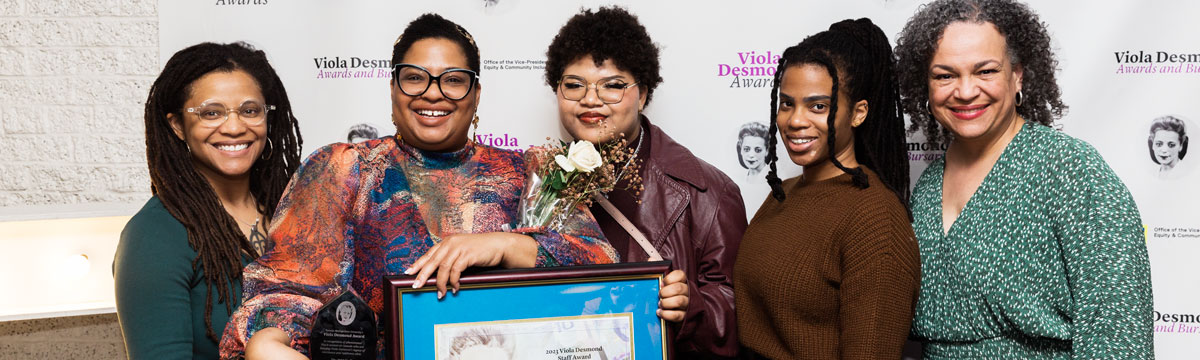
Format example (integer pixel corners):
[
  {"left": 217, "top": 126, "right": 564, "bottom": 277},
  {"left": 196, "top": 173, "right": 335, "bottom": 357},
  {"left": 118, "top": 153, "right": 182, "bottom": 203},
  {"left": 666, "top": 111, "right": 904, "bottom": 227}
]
[{"left": 894, "top": 0, "right": 1154, "bottom": 358}]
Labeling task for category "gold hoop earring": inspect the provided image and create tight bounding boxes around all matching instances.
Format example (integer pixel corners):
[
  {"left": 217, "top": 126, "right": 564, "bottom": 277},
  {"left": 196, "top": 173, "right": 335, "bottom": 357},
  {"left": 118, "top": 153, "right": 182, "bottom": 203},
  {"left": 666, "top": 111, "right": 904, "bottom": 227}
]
[{"left": 260, "top": 138, "right": 273, "bottom": 160}]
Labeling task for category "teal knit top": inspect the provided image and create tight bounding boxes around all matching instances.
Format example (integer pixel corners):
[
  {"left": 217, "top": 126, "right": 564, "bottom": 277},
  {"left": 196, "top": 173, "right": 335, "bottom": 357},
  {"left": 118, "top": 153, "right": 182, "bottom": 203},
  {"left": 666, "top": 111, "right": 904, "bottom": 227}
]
[
  {"left": 114, "top": 196, "right": 248, "bottom": 359},
  {"left": 910, "top": 122, "right": 1154, "bottom": 359}
]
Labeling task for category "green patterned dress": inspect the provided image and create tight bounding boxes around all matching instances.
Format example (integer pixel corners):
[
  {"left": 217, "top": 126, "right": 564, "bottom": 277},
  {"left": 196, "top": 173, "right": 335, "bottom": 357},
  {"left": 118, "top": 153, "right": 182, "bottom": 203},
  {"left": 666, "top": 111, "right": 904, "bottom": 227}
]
[{"left": 910, "top": 122, "right": 1154, "bottom": 359}]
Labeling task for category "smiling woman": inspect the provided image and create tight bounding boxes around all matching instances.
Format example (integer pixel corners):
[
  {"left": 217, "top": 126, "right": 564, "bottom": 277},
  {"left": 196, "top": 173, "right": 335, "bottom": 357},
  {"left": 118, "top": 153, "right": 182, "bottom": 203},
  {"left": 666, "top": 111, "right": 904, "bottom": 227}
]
[
  {"left": 735, "top": 18, "right": 918, "bottom": 360},
  {"left": 896, "top": 0, "right": 1154, "bottom": 358},
  {"left": 113, "top": 42, "right": 303, "bottom": 360},
  {"left": 217, "top": 13, "right": 618, "bottom": 360}
]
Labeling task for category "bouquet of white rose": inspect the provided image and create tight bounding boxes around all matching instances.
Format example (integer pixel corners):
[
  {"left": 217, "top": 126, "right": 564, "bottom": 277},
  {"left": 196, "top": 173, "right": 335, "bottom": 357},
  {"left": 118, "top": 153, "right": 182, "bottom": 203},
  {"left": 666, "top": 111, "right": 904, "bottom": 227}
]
[{"left": 517, "top": 138, "right": 641, "bottom": 230}]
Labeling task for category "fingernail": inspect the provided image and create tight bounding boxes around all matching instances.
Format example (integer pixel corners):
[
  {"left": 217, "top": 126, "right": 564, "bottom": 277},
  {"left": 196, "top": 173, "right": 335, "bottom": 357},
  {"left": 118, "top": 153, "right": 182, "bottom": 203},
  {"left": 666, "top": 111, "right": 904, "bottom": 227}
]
[
  {"left": 404, "top": 268, "right": 413, "bottom": 275},
  {"left": 438, "top": 291, "right": 445, "bottom": 300},
  {"left": 412, "top": 282, "right": 420, "bottom": 289},
  {"left": 452, "top": 288, "right": 458, "bottom": 295}
]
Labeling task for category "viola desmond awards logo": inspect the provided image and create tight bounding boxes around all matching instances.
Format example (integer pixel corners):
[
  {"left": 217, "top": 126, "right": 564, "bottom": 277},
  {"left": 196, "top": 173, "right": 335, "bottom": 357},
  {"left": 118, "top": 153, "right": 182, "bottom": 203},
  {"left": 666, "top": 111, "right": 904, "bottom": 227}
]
[
  {"left": 906, "top": 141, "right": 947, "bottom": 162},
  {"left": 313, "top": 56, "right": 392, "bottom": 79},
  {"left": 1114, "top": 50, "right": 1200, "bottom": 74},
  {"left": 717, "top": 51, "right": 781, "bottom": 88},
  {"left": 1154, "top": 311, "right": 1200, "bottom": 335}
]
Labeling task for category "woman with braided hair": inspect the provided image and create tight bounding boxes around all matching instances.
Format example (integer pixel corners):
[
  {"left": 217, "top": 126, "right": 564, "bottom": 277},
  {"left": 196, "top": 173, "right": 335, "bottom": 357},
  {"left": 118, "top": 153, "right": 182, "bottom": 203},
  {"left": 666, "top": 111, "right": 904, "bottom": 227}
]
[
  {"left": 114, "top": 41, "right": 303, "bottom": 359},
  {"left": 733, "top": 18, "right": 919, "bottom": 359},
  {"left": 896, "top": 0, "right": 1152, "bottom": 357}
]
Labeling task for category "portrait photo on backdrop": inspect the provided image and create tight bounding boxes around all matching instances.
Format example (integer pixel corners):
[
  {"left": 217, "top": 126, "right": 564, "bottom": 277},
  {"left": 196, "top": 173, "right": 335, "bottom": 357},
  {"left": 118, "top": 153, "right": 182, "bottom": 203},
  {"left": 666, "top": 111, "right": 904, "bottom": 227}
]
[
  {"left": 1147, "top": 115, "right": 1190, "bottom": 179},
  {"left": 346, "top": 123, "right": 381, "bottom": 143},
  {"left": 736, "top": 122, "right": 770, "bottom": 182}
]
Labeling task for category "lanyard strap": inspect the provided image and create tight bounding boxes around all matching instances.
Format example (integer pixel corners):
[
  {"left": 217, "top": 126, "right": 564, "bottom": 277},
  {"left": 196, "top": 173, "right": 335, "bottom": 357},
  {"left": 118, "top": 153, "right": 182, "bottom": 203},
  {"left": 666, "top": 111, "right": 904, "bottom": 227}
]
[{"left": 592, "top": 193, "right": 663, "bottom": 261}]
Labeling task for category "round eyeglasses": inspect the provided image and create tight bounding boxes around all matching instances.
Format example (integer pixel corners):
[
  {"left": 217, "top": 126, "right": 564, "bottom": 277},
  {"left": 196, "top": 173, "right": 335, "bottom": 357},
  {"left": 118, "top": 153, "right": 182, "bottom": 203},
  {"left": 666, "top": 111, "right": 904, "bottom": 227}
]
[
  {"left": 392, "top": 64, "right": 480, "bottom": 101},
  {"left": 558, "top": 76, "right": 639, "bottom": 104},
  {"left": 185, "top": 102, "right": 275, "bottom": 127}
]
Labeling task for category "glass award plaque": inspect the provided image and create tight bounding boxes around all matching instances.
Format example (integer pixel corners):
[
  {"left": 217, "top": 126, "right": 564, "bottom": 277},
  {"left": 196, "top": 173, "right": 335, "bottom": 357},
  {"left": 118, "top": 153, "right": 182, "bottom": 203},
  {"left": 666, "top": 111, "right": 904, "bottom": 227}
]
[{"left": 310, "top": 290, "right": 378, "bottom": 360}]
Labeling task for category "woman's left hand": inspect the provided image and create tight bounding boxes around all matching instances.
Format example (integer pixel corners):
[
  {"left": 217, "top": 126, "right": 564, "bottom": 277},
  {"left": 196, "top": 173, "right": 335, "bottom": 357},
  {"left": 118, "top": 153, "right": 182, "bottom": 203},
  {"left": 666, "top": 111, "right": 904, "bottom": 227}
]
[
  {"left": 657, "top": 270, "right": 690, "bottom": 322},
  {"left": 405, "top": 232, "right": 538, "bottom": 299}
]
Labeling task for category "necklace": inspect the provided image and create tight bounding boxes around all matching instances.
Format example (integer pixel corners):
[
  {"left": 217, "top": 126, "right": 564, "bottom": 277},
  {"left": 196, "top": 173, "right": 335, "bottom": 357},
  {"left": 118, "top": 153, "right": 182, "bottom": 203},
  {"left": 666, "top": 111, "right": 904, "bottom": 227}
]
[
  {"left": 231, "top": 214, "right": 261, "bottom": 231},
  {"left": 224, "top": 200, "right": 269, "bottom": 251},
  {"left": 232, "top": 214, "right": 268, "bottom": 255},
  {"left": 225, "top": 203, "right": 263, "bottom": 231},
  {"left": 618, "top": 127, "right": 645, "bottom": 178}
]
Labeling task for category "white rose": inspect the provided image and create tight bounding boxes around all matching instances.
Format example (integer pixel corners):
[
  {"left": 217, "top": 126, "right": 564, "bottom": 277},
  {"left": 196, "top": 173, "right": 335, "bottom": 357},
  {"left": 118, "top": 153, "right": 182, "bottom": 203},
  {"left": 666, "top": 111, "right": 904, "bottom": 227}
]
[
  {"left": 567, "top": 140, "right": 603, "bottom": 173},
  {"left": 554, "top": 154, "right": 576, "bottom": 172}
]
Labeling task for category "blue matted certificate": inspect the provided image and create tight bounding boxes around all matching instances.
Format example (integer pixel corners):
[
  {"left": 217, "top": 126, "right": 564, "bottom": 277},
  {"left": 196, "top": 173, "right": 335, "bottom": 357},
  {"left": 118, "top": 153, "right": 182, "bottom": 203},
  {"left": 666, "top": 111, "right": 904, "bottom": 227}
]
[{"left": 384, "top": 262, "right": 670, "bottom": 360}]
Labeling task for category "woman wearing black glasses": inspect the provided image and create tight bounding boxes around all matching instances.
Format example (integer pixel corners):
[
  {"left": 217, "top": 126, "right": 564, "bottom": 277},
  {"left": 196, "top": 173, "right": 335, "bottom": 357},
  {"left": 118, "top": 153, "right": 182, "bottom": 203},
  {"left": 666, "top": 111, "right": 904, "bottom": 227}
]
[{"left": 218, "top": 14, "right": 618, "bottom": 359}]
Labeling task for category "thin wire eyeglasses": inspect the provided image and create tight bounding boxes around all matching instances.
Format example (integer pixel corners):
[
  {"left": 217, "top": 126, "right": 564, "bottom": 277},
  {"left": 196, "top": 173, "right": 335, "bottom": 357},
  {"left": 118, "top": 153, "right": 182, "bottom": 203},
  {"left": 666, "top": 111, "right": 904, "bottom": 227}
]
[
  {"left": 558, "top": 76, "right": 639, "bottom": 104},
  {"left": 185, "top": 102, "right": 275, "bottom": 127}
]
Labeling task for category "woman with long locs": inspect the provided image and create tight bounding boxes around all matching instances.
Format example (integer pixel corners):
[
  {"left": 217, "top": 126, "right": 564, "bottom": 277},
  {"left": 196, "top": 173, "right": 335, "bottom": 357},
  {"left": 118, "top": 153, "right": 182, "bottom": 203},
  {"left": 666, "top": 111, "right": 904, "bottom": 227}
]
[
  {"left": 114, "top": 42, "right": 303, "bottom": 359},
  {"left": 734, "top": 18, "right": 920, "bottom": 360},
  {"left": 896, "top": 0, "right": 1153, "bottom": 358}
]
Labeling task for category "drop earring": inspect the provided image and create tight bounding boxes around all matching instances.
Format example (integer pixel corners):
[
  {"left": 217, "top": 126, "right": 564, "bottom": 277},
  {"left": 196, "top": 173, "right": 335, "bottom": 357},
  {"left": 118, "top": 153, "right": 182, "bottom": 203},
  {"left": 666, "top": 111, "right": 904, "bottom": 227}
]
[{"left": 470, "top": 113, "right": 480, "bottom": 145}]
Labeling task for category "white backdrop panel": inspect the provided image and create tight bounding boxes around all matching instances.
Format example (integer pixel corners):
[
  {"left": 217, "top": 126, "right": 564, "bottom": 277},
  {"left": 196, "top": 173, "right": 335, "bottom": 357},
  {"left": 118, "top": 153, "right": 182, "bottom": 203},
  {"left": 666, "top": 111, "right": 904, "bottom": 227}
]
[{"left": 159, "top": 0, "right": 1200, "bottom": 357}]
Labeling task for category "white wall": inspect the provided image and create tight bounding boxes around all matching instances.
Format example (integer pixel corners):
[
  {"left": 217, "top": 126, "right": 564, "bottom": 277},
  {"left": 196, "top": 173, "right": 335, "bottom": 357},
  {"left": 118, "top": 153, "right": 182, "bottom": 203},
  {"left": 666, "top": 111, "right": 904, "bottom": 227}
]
[
  {"left": 0, "top": 1, "right": 154, "bottom": 357},
  {"left": 0, "top": 0, "right": 155, "bottom": 219}
]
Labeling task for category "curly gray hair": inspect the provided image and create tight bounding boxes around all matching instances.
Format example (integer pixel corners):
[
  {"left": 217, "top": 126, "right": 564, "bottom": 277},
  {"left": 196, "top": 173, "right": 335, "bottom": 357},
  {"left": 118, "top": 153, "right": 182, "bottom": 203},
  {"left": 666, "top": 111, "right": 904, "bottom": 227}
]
[{"left": 895, "top": 0, "right": 1067, "bottom": 145}]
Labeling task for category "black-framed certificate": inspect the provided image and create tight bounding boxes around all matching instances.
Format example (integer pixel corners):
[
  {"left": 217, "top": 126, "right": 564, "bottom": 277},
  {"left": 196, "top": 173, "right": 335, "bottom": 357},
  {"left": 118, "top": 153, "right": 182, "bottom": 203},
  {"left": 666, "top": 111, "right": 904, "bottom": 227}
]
[{"left": 384, "top": 261, "right": 671, "bottom": 360}]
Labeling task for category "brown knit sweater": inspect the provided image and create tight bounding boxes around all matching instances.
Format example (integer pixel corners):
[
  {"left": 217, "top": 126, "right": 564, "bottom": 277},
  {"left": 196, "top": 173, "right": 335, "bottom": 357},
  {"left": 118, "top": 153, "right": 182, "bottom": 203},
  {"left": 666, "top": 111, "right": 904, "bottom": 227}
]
[{"left": 734, "top": 169, "right": 920, "bottom": 360}]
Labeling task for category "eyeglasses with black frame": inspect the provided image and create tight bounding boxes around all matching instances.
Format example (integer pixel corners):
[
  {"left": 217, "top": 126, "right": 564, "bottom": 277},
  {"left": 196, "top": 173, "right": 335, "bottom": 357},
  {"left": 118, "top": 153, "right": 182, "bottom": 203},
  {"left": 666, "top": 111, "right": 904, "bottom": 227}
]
[
  {"left": 558, "top": 76, "right": 639, "bottom": 104},
  {"left": 185, "top": 101, "right": 275, "bottom": 128},
  {"left": 392, "top": 64, "right": 479, "bottom": 101}
]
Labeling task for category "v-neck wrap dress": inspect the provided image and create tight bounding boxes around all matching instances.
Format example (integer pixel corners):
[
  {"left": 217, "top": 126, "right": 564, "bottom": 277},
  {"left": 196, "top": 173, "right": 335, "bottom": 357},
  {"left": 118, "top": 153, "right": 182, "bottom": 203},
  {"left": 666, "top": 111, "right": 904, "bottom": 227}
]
[
  {"left": 910, "top": 122, "right": 1154, "bottom": 359},
  {"left": 218, "top": 137, "right": 618, "bottom": 358}
]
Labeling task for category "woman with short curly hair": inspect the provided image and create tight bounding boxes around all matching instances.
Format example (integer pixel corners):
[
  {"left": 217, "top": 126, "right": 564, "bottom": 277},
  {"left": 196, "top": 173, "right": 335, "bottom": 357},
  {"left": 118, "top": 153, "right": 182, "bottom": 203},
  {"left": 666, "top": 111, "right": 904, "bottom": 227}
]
[
  {"left": 895, "top": 0, "right": 1154, "bottom": 358},
  {"left": 544, "top": 6, "right": 746, "bottom": 358}
]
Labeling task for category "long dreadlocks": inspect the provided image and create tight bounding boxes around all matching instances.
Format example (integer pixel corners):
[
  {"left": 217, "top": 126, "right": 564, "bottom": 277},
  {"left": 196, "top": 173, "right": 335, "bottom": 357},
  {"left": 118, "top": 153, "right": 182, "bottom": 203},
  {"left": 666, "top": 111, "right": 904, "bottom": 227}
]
[
  {"left": 142, "top": 42, "right": 302, "bottom": 341},
  {"left": 766, "top": 18, "right": 911, "bottom": 214}
]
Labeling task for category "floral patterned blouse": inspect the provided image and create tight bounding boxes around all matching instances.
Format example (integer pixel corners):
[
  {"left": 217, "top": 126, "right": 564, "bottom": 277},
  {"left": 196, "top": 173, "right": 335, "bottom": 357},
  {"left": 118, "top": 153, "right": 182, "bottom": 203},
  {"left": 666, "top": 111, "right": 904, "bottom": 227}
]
[{"left": 218, "top": 137, "right": 618, "bottom": 358}]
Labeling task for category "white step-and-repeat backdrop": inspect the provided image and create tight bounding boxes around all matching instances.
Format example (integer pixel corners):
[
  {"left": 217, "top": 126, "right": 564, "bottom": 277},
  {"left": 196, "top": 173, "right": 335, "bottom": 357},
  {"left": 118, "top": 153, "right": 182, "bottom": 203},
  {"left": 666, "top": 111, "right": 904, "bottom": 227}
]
[{"left": 158, "top": 0, "right": 1198, "bottom": 357}]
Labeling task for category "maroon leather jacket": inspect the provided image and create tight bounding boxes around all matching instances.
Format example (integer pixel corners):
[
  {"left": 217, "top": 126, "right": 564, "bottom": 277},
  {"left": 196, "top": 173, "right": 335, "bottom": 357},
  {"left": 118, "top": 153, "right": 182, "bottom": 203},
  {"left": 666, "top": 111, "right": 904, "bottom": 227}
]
[{"left": 591, "top": 118, "right": 746, "bottom": 358}]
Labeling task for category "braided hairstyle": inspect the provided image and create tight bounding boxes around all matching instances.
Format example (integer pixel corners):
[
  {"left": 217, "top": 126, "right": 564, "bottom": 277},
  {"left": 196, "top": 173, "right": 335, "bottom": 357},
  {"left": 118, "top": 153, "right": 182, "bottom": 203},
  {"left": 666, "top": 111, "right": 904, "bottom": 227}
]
[
  {"left": 143, "top": 42, "right": 303, "bottom": 341},
  {"left": 765, "top": 18, "right": 910, "bottom": 213}
]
